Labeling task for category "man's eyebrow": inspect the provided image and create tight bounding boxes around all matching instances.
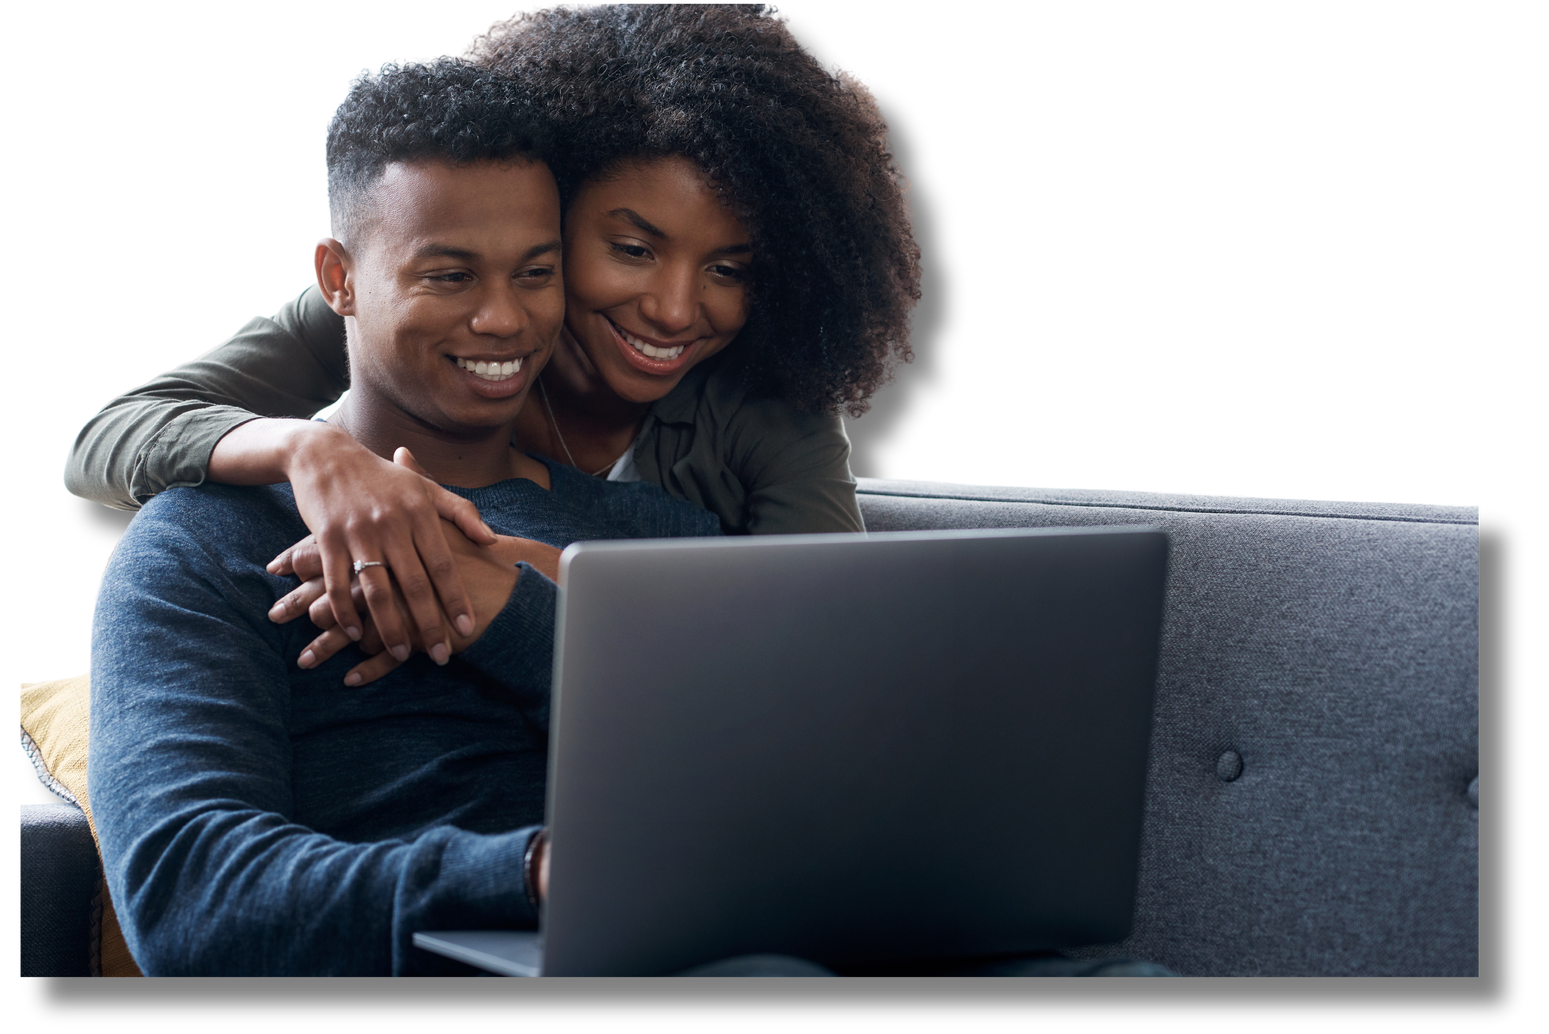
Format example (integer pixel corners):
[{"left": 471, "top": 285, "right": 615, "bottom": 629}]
[
  {"left": 411, "top": 240, "right": 562, "bottom": 261},
  {"left": 606, "top": 209, "right": 751, "bottom": 256}
]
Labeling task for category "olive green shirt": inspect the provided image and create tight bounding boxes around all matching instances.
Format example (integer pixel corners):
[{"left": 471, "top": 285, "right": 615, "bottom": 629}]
[{"left": 65, "top": 287, "right": 863, "bottom": 535}]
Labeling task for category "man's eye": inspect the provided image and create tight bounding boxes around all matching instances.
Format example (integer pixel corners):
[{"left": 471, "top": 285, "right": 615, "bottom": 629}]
[
  {"left": 431, "top": 271, "right": 472, "bottom": 283},
  {"left": 610, "top": 242, "right": 651, "bottom": 260},
  {"left": 517, "top": 266, "right": 556, "bottom": 282}
]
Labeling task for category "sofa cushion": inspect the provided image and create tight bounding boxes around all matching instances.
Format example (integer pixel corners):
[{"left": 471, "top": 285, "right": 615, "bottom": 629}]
[
  {"left": 858, "top": 479, "right": 1478, "bottom": 976},
  {"left": 20, "top": 675, "right": 142, "bottom": 977}
]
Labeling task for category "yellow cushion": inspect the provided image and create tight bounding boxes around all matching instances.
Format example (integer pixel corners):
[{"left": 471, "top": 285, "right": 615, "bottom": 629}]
[{"left": 20, "top": 675, "right": 142, "bottom": 977}]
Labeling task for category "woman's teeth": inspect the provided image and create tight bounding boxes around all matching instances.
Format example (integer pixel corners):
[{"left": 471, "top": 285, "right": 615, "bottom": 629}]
[
  {"left": 456, "top": 356, "right": 522, "bottom": 381},
  {"left": 617, "top": 325, "right": 686, "bottom": 360}
]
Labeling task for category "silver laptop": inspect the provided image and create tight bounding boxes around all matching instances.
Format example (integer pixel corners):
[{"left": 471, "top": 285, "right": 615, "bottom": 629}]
[{"left": 416, "top": 525, "right": 1168, "bottom": 976}]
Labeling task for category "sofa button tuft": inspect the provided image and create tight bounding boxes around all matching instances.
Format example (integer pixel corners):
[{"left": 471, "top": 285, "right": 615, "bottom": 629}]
[
  {"left": 1215, "top": 750, "right": 1243, "bottom": 783},
  {"left": 1467, "top": 775, "right": 1478, "bottom": 810}
]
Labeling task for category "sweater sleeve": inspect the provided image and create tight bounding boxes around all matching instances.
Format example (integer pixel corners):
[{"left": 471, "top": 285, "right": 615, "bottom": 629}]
[
  {"left": 458, "top": 561, "right": 558, "bottom": 731},
  {"left": 88, "top": 493, "right": 538, "bottom": 975},
  {"left": 65, "top": 286, "right": 349, "bottom": 510}
]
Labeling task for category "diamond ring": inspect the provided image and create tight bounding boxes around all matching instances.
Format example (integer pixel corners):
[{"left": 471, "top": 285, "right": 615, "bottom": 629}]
[{"left": 353, "top": 560, "right": 387, "bottom": 575}]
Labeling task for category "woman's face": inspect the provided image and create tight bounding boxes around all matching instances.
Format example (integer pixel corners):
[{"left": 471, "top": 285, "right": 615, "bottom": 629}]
[{"left": 561, "top": 156, "right": 753, "bottom": 405}]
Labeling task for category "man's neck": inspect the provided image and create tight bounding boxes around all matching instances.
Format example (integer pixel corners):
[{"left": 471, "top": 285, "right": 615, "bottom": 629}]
[{"left": 332, "top": 394, "right": 549, "bottom": 489}]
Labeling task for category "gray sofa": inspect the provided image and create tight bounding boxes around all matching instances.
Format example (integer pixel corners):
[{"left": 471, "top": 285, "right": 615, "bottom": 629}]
[
  {"left": 859, "top": 478, "right": 1479, "bottom": 976},
  {"left": 20, "top": 479, "right": 1478, "bottom": 977}
]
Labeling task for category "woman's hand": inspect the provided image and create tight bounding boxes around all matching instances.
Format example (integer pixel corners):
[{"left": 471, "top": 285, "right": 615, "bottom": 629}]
[
  {"left": 258, "top": 433, "right": 497, "bottom": 661},
  {"left": 275, "top": 520, "right": 562, "bottom": 686}
]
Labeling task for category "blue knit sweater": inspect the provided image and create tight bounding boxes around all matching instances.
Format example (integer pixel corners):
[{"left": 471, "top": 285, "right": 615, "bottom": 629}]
[{"left": 88, "top": 457, "right": 720, "bottom": 975}]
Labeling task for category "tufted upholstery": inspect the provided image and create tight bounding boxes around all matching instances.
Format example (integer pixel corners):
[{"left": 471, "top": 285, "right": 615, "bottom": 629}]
[{"left": 857, "top": 479, "right": 1479, "bottom": 976}]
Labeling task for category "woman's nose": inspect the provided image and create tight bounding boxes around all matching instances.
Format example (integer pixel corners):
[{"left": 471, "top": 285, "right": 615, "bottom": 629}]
[{"left": 637, "top": 265, "right": 697, "bottom": 334}]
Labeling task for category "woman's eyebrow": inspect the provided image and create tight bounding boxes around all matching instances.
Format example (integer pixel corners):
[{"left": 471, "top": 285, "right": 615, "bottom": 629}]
[
  {"left": 607, "top": 208, "right": 666, "bottom": 237},
  {"left": 606, "top": 209, "right": 750, "bottom": 256}
]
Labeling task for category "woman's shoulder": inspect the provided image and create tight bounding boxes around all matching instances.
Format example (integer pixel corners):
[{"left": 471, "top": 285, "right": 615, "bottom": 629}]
[{"left": 277, "top": 283, "right": 353, "bottom": 363}]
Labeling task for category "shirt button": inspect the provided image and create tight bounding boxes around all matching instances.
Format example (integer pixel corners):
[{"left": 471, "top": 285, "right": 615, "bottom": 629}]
[{"left": 1216, "top": 749, "right": 1244, "bottom": 783}]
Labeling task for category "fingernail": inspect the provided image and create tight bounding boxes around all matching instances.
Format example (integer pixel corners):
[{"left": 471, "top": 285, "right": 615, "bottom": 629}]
[
  {"left": 299, "top": 649, "right": 315, "bottom": 669},
  {"left": 455, "top": 614, "right": 474, "bottom": 637},
  {"left": 430, "top": 642, "right": 450, "bottom": 665},
  {"left": 344, "top": 672, "right": 362, "bottom": 687},
  {"left": 346, "top": 626, "right": 362, "bottom": 641},
  {"left": 391, "top": 644, "right": 410, "bottom": 662}
]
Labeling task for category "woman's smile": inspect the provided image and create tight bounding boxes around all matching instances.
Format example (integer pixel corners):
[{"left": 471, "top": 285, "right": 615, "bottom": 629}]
[{"left": 607, "top": 317, "right": 696, "bottom": 372}]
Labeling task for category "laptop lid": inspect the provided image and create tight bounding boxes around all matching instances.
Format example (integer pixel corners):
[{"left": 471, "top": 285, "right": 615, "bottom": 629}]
[{"left": 536, "top": 525, "right": 1168, "bottom": 976}]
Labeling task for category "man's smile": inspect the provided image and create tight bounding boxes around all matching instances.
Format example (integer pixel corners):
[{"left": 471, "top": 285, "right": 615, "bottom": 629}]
[{"left": 454, "top": 355, "right": 526, "bottom": 382}]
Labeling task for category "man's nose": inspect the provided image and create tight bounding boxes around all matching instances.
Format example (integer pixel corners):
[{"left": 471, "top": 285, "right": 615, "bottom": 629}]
[
  {"left": 637, "top": 265, "right": 697, "bottom": 335},
  {"left": 469, "top": 284, "right": 529, "bottom": 338}
]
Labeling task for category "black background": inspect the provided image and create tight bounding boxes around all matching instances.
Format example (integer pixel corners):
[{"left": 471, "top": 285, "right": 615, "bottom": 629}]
[{"left": 0, "top": 6, "right": 1524, "bottom": 804}]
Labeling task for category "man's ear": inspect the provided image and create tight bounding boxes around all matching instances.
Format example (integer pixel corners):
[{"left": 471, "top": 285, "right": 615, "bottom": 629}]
[{"left": 315, "top": 238, "right": 356, "bottom": 315}]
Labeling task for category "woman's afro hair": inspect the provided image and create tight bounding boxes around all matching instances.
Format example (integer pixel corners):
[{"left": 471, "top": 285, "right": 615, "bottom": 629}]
[
  {"left": 468, "top": 4, "right": 921, "bottom": 415},
  {"left": 326, "top": 59, "right": 551, "bottom": 248}
]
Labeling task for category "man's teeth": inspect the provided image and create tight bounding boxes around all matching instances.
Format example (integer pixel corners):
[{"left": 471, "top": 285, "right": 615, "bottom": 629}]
[
  {"left": 456, "top": 356, "right": 523, "bottom": 381},
  {"left": 617, "top": 326, "right": 685, "bottom": 360}
]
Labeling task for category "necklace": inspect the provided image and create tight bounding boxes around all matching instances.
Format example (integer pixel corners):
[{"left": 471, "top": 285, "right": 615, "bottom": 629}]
[{"left": 538, "top": 377, "right": 625, "bottom": 477}]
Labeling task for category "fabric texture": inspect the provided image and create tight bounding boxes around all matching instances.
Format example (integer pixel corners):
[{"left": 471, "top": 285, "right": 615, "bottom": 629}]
[
  {"left": 20, "top": 804, "right": 99, "bottom": 976},
  {"left": 858, "top": 479, "right": 1478, "bottom": 976},
  {"left": 89, "top": 458, "right": 720, "bottom": 975},
  {"left": 19, "top": 676, "right": 142, "bottom": 976},
  {"left": 64, "top": 286, "right": 863, "bottom": 534}
]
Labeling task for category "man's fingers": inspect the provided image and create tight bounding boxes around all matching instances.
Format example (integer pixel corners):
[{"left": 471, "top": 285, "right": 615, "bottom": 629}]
[
  {"left": 342, "top": 650, "right": 406, "bottom": 688},
  {"left": 267, "top": 534, "right": 321, "bottom": 578},
  {"left": 297, "top": 627, "right": 354, "bottom": 671},
  {"left": 270, "top": 577, "right": 328, "bottom": 625}
]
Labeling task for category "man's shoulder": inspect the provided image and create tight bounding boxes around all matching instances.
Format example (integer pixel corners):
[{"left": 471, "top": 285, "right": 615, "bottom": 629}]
[
  {"left": 544, "top": 463, "right": 722, "bottom": 539},
  {"left": 120, "top": 483, "right": 305, "bottom": 573}
]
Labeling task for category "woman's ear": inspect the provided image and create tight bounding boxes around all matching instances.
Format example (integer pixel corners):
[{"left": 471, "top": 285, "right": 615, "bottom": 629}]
[{"left": 314, "top": 238, "right": 356, "bottom": 315}]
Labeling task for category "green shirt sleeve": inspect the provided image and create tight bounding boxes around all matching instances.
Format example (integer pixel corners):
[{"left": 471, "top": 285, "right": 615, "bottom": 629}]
[{"left": 64, "top": 287, "right": 349, "bottom": 509}]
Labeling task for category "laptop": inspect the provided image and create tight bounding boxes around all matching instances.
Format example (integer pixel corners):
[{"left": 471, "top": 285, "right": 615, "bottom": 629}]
[{"left": 415, "top": 525, "right": 1168, "bottom": 976}]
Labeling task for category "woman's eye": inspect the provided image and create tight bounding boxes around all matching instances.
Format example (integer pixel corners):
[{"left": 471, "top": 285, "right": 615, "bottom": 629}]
[
  {"left": 710, "top": 264, "right": 749, "bottom": 283},
  {"left": 610, "top": 242, "right": 651, "bottom": 260}
]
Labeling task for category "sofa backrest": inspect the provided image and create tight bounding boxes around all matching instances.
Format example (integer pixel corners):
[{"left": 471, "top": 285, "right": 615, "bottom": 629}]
[{"left": 857, "top": 479, "right": 1478, "bottom": 976}]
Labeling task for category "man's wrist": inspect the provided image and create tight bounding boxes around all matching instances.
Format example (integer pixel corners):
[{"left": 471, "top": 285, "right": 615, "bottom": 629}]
[{"left": 523, "top": 827, "right": 549, "bottom": 912}]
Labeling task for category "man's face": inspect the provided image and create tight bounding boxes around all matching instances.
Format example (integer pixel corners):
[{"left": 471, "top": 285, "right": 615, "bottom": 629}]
[{"left": 341, "top": 159, "right": 565, "bottom": 435}]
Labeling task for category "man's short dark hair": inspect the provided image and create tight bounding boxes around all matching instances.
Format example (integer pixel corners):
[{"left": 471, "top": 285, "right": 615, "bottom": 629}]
[{"left": 326, "top": 58, "right": 551, "bottom": 246}]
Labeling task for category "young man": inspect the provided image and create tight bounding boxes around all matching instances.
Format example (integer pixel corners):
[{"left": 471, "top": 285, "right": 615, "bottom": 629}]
[{"left": 88, "top": 60, "right": 719, "bottom": 976}]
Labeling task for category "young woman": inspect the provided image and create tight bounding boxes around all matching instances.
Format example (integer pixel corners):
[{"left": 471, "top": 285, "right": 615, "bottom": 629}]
[{"left": 66, "top": 5, "right": 921, "bottom": 661}]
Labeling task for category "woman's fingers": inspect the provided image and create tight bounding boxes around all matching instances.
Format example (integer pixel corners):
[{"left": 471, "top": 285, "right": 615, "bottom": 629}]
[
  {"left": 318, "top": 532, "right": 364, "bottom": 642},
  {"left": 401, "top": 447, "right": 497, "bottom": 549}
]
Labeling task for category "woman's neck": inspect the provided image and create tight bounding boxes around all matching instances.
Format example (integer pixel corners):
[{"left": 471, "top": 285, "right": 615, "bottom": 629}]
[{"left": 513, "top": 330, "right": 649, "bottom": 474}]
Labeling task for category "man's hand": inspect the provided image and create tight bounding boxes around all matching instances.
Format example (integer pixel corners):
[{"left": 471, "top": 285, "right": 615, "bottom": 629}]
[{"left": 265, "top": 436, "right": 496, "bottom": 662}]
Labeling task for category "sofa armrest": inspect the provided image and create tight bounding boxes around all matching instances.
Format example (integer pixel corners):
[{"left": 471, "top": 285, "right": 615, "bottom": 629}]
[{"left": 21, "top": 802, "right": 100, "bottom": 976}]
